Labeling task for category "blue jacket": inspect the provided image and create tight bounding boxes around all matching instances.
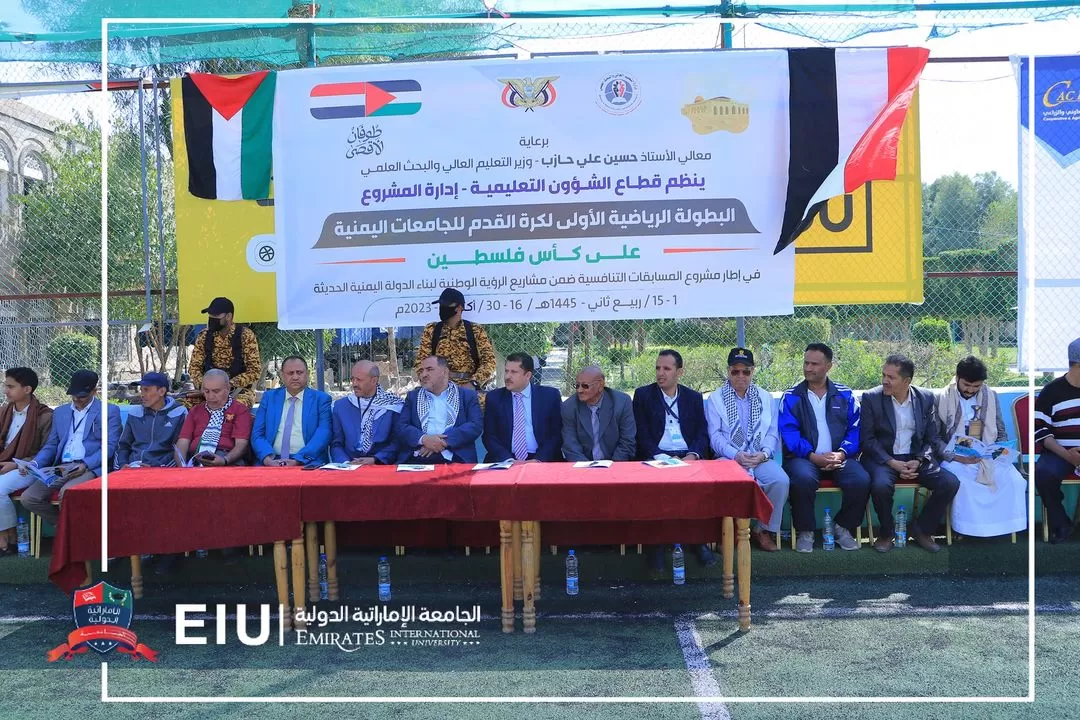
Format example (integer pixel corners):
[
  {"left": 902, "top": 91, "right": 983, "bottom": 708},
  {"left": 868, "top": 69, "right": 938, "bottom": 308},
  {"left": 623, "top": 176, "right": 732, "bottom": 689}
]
[
  {"left": 115, "top": 398, "right": 188, "bottom": 468},
  {"left": 252, "top": 387, "right": 333, "bottom": 466},
  {"left": 632, "top": 383, "right": 709, "bottom": 460},
  {"left": 34, "top": 398, "right": 122, "bottom": 477},
  {"left": 483, "top": 385, "right": 563, "bottom": 462},
  {"left": 398, "top": 385, "right": 482, "bottom": 464},
  {"left": 779, "top": 379, "right": 861, "bottom": 459},
  {"left": 330, "top": 396, "right": 403, "bottom": 465}
]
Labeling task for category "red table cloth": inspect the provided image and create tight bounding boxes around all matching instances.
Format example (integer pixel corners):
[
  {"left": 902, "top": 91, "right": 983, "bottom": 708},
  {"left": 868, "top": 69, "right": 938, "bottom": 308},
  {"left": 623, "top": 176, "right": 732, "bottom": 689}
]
[
  {"left": 300, "top": 464, "right": 476, "bottom": 521},
  {"left": 50, "top": 468, "right": 303, "bottom": 593}
]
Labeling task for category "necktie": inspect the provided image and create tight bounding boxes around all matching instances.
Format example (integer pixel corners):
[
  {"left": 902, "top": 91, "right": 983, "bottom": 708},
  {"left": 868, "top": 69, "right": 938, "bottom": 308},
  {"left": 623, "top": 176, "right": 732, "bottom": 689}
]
[
  {"left": 512, "top": 392, "right": 528, "bottom": 461},
  {"left": 281, "top": 395, "right": 298, "bottom": 458},
  {"left": 590, "top": 405, "right": 603, "bottom": 461}
]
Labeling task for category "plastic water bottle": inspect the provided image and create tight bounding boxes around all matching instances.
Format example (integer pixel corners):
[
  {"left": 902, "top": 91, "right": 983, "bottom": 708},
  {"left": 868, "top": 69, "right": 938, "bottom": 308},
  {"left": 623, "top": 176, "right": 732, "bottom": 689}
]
[
  {"left": 895, "top": 506, "right": 908, "bottom": 548},
  {"left": 377, "top": 556, "right": 391, "bottom": 602},
  {"left": 195, "top": 548, "right": 208, "bottom": 558},
  {"left": 822, "top": 508, "right": 835, "bottom": 551},
  {"left": 318, "top": 548, "right": 329, "bottom": 601},
  {"left": 16, "top": 517, "right": 29, "bottom": 557},
  {"left": 672, "top": 544, "right": 685, "bottom": 585},
  {"left": 565, "top": 549, "right": 579, "bottom": 596}
]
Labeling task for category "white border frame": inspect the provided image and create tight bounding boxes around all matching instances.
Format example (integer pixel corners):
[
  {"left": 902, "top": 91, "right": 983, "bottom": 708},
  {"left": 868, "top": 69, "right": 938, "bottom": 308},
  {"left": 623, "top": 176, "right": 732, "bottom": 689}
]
[{"left": 99, "top": 14, "right": 1038, "bottom": 704}]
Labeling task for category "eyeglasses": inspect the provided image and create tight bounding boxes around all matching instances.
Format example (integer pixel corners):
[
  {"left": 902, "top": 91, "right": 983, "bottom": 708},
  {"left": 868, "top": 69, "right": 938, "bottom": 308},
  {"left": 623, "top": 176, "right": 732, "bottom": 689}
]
[
  {"left": 729, "top": 368, "right": 752, "bottom": 376},
  {"left": 575, "top": 383, "right": 592, "bottom": 389}
]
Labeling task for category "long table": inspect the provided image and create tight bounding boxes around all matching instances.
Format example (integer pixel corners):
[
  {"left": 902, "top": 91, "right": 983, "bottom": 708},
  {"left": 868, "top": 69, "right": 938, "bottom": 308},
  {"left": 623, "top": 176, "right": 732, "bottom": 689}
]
[{"left": 52, "top": 461, "right": 770, "bottom": 633}]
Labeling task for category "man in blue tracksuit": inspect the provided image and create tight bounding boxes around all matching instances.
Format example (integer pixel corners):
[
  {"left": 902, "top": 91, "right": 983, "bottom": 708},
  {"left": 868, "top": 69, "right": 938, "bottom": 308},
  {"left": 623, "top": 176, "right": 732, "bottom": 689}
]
[
  {"left": 115, "top": 372, "right": 188, "bottom": 469},
  {"left": 779, "top": 343, "right": 871, "bottom": 553}
]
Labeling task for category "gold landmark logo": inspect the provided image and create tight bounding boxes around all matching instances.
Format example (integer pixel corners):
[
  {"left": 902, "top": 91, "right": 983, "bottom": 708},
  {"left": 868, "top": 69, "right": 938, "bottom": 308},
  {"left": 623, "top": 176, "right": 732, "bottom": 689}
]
[{"left": 681, "top": 95, "right": 749, "bottom": 134}]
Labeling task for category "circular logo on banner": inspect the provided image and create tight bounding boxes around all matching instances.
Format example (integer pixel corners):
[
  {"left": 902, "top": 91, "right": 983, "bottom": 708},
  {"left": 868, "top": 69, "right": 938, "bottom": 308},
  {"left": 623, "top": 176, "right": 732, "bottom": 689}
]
[{"left": 596, "top": 73, "right": 641, "bottom": 115}]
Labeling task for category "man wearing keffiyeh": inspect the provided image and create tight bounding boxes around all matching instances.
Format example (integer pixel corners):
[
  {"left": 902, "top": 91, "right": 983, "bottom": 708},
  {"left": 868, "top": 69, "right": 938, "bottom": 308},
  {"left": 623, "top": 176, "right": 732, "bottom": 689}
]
[
  {"left": 331, "top": 361, "right": 404, "bottom": 466},
  {"left": 398, "top": 356, "right": 482, "bottom": 464},
  {"left": 705, "top": 348, "right": 789, "bottom": 552},
  {"left": 176, "top": 369, "right": 253, "bottom": 466}
]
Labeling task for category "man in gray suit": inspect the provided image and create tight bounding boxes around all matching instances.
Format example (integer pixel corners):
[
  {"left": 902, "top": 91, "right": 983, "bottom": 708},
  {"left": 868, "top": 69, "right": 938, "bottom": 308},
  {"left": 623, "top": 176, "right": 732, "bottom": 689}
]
[
  {"left": 860, "top": 354, "right": 960, "bottom": 553},
  {"left": 561, "top": 366, "right": 636, "bottom": 461}
]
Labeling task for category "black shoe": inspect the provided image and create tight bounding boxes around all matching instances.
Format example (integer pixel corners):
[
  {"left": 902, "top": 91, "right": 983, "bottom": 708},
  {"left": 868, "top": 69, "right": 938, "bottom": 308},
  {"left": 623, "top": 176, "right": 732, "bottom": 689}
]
[
  {"left": 1050, "top": 525, "right": 1073, "bottom": 544},
  {"left": 696, "top": 544, "right": 717, "bottom": 568},
  {"left": 154, "top": 553, "right": 180, "bottom": 575}
]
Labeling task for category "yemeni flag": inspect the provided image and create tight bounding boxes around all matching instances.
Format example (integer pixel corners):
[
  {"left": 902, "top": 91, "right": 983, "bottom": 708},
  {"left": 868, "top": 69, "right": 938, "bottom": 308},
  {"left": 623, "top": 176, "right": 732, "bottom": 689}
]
[
  {"left": 776, "top": 47, "right": 929, "bottom": 254},
  {"left": 182, "top": 71, "right": 276, "bottom": 201}
]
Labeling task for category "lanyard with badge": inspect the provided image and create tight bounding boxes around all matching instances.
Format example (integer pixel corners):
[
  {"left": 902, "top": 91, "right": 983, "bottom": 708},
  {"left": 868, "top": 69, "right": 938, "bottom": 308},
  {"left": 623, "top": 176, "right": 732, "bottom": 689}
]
[
  {"left": 63, "top": 410, "right": 88, "bottom": 463},
  {"left": 664, "top": 395, "right": 684, "bottom": 445},
  {"left": 354, "top": 399, "right": 373, "bottom": 450}
]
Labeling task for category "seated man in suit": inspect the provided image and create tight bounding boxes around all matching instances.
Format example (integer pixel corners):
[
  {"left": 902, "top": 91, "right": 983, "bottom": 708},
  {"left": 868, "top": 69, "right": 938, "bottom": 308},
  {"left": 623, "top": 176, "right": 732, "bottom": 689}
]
[
  {"left": 399, "top": 355, "right": 483, "bottom": 463},
  {"left": 0, "top": 367, "right": 53, "bottom": 555},
  {"left": 331, "top": 360, "right": 404, "bottom": 466},
  {"left": 561, "top": 366, "right": 636, "bottom": 462},
  {"left": 706, "top": 348, "right": 788, "bottom": 553},
  {"left": 114, "top": 372, "right": 188, "bottom": 469},
  {"left": 484, "top": 352, "right": 562, "bottom": 463},
  {"left": 175, "top": 369, "right": 253, "bottom": 466},
  {"left": 780, "top": 343, "right": 871, "bottom": 553},
  {"left": 252, "top": 356, "right": 332, "bottom": 467},
  {"left": 20, "top": 370, "right": 122, "bottom": 528},
  {"left": 634, "top": 349, "right": 713, "bottom": 567},
  {"left": 860, "top": 354, "right": 959, "bottom": 553}
]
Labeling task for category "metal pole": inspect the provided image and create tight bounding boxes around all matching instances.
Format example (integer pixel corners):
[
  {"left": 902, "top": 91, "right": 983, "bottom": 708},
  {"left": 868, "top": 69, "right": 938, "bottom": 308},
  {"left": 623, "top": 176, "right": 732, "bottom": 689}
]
[
  {"left": 736, "top": 317, "right": 746, "bottom": 347},
  {"left": 138, "top": 81, "right": 153, "bottom": 325},
  {"left": 315, "top": 330, "right": 325, "bottom": 391},
  {"left": 153, "top": 78, "right": 167, "bottom": 326}
]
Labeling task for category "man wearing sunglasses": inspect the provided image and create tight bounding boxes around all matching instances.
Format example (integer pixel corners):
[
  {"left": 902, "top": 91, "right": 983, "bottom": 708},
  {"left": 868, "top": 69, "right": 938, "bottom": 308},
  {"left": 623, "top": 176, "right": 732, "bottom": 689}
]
[
  {"left": 706, "top": 348, "right": 788, "bottom": 553},
  {"left": 561, "top": 366, "right": 636, "bottom": 462}
]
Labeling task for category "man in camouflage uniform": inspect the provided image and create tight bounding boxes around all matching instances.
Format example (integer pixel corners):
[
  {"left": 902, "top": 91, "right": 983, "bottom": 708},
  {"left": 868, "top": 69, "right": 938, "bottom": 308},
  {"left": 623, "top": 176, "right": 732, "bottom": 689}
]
[
  {"left": 414, "top": 288, "right": 496, "bottom": 407},
  {"left": 187, "top": 297, "right": 262, "bottom": 408}
]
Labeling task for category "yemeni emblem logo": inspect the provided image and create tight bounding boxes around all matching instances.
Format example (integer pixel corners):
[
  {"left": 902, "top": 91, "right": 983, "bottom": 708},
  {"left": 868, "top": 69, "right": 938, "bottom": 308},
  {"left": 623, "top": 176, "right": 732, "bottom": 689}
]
[
  {"left": 48, "top": 581, "right": 157, "bottom": 662},
  {"left": 596, "top": 73, "right": 641, "bottom": 115},
  {"left": 498, "top": 76, "right": 558, "bottom": 111},
  {"left": 680, "top": 95, "right": 750, "bottom": 134}
]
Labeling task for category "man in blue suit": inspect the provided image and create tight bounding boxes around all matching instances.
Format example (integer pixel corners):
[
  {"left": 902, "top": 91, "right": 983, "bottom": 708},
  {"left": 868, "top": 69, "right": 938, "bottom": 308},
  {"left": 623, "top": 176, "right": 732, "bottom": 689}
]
[
  {"left": 398, "top": 355, "right": 482, "bottom": 464},
  {"left": 331, "top": 361, "right": 404, "bottom": 465},
  {"left": 20, "top": 370, "right": 123, "bottom": 526},
  {"left": 484, "top": 352, "right": 562, "bottom": 462},
  {"left": 252, "top": 356, "right": 332, "bottom": 467}
]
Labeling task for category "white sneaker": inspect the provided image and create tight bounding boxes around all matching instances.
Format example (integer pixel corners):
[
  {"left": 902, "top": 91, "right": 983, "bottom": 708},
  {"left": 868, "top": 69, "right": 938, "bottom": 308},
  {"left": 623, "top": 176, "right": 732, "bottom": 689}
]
[
  {"left": 795, "top": 531, "right": 814, "bottom": 553},
  {"left": 834, "top": 526, "right": 859, "bottom": 551}
]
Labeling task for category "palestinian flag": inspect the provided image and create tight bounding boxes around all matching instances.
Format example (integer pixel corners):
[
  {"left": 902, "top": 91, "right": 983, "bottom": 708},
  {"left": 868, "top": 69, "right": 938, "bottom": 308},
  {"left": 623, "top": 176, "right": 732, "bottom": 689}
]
[
  {"left": 777, "top": 46, "right": 928, "bottom": 254},
  {"left": 181, "top": 71, "right": 276, "bottom": 201}
]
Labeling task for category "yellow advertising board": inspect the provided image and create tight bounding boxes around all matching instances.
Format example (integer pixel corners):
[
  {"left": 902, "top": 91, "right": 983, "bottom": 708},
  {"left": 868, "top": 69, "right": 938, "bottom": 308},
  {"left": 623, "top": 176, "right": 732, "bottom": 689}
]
[{"left": 174, "top": 83, "right": 922, "bottom": 323}]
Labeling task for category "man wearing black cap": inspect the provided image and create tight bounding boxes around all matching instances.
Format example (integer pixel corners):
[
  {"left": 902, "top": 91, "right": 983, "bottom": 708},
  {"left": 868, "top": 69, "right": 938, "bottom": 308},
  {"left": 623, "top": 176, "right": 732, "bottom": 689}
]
[
  {"left": 115, "top": 372, "right": 188, "bottom": 469},
  {"left": 187, "top": 297, "right": 261, "bottom": 408},
  {"left": 414, "top": 288, "right": 496, "bottom": 405},
  {"left": 20, "top": 370, "right": 122, "bottom": 527}
]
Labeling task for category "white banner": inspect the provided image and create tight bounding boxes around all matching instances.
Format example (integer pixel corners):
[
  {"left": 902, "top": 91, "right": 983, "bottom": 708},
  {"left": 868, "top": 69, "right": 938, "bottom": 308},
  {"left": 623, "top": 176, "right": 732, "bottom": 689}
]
[
  {"left": 1017, "top": 55, "right": 1080, "bottom": 372},
  {"left": 273, "top": 52, "right": 799, "bottom": 329}
]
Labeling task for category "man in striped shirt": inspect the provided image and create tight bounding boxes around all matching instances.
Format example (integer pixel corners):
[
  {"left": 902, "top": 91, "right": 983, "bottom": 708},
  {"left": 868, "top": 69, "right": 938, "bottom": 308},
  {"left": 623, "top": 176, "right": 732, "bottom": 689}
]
[{"left": 1034, "top": 337, "right": 1080, "bottom": 544}]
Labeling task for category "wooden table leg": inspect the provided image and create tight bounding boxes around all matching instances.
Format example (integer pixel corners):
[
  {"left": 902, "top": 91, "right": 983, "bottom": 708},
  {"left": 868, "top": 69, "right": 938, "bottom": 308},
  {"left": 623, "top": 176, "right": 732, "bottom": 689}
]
[
  {"left": 721, "top": 517, "right": 734, "bottom": 600},
  {"left": 512, "top": 521, "right": 523, "bottom": 602},
  {"left": 521, "top": 521, "right": 536, "bottom": 634},
  {"left": 325, "top": 521, "right": 339, "bottom": 601},
  {"left": 533, "top": 522, "right": 541, "bottom": 600},
  {"left": 129, "top": 555, "right": 143, "bottom": 600},
  {"left": 85, "top": 561, "right": 92, "bottom": 583},
  {"left": 305, "top": 522, "right": 319, "bottom": 601},
  {"left": 736, "top": 518, "right": 751, "bottom": 632},
  {"left": 499, "top": 521, "right": 514, "bottom": 633},
  {"left": 273, "top": 541, "right": 291, "bottom": 630},
  {"left": 291, "top": 533, "right": 307, "bottom": 630}
]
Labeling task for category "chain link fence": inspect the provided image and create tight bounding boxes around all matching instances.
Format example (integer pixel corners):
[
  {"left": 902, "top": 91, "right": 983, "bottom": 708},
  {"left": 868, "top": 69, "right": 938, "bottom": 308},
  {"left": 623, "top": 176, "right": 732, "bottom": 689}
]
[{"left": 0, "top": 16, "right": 1051, "bottom": 402}]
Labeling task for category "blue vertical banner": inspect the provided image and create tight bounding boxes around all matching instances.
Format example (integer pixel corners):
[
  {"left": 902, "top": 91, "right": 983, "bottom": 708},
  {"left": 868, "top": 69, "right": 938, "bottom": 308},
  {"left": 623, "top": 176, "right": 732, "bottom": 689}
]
[{"left": 1017, "top": 56, "right": 1080, "bottom": 372}]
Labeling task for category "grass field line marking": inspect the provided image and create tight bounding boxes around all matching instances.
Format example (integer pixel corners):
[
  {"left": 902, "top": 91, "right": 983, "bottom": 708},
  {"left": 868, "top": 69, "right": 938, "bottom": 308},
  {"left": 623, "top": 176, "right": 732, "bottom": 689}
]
[
  {"left": 674, "top": 614, "right": 731, "bottom": 720},
  {"left": 6, "top": 601, "right": 1077, "bottom": 626}
]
